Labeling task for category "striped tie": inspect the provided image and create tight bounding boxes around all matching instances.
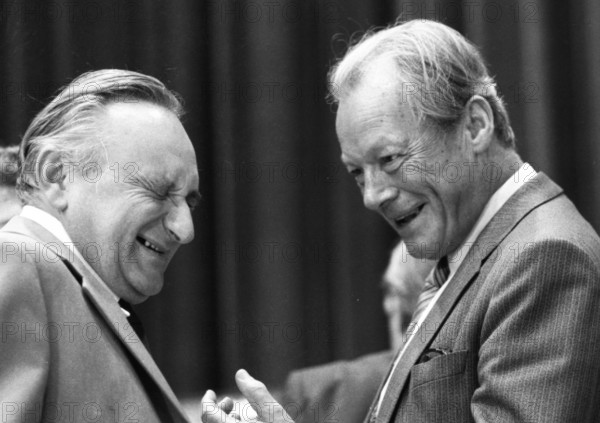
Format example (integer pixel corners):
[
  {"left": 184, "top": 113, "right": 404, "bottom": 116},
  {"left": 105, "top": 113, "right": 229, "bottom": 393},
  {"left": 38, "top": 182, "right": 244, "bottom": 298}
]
[{"left": 410, "top": 256, "right": 450, "bottom": 326}]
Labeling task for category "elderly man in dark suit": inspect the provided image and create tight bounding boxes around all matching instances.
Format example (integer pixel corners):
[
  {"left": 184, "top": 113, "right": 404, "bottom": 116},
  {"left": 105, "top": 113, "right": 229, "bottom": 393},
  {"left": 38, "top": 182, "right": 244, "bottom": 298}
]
[
  {"left": 0, "top": 70, "right": 200, "bottom": 422},
  {"left": 202, "top": 19, "right": 600, "bottom": 423}
]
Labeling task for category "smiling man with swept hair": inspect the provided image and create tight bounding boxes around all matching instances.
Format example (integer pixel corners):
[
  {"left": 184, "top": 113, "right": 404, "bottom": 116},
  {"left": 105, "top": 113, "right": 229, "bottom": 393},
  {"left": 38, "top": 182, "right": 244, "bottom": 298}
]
[
  {"left": 0, "top": 69, "right": 200, "bottom": 422},
  {"left": 202, "top": 19, "right": 600, "bottom": 423}
]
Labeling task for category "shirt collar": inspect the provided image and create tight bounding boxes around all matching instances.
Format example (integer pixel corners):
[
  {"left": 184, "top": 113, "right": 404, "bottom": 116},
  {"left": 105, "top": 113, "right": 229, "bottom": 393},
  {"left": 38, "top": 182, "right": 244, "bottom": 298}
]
[
  {"left": 21, "top": 205, "right": 74, "bottom": 248},
  {"left": 20, "top": 205, "right": 120, "bottom": 303},
  {"left": 446, "top": 163, "right": 537, "bottom": 276}
]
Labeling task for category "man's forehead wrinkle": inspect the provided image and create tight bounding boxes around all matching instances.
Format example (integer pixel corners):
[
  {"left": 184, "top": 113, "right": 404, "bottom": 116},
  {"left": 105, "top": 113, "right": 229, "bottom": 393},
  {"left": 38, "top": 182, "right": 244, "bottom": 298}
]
[
  {"left": 344, "top": 130, "right": 411, "bottom": 155},
  {"left": 125, "top": 167, "right": 155, "bottom": 190},
  {"left": 406, "top": 133, "right": 430, "bottom": 154}
]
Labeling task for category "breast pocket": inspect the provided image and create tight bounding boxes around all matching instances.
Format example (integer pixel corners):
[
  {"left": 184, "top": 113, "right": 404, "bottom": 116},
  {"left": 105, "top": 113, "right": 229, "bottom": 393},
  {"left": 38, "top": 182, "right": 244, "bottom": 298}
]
[
  {"left": 405, "top": 350, "right": 474, "bottom": 422},
  {"left": 410, "top": 349, "right": 468, "bottom": 389}
]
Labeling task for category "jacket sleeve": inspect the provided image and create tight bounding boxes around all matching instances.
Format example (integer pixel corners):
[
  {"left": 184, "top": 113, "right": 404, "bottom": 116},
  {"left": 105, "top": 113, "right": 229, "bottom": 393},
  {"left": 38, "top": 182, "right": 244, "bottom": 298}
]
[
  {"left": 472, "top": 239, "right": 600, "bottom": 422},
  {"left": 281, "top": 351, "right": 393, "bottom": 423},
  {"left": 0, "top": 244, "right": 50, "bottom": 422}
]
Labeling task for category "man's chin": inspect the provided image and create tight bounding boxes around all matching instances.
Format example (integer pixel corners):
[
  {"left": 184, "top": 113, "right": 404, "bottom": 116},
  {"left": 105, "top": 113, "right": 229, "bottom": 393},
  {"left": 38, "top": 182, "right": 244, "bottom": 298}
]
[
  {"left": 125, "top": 276, "right": 164, "bottom": 304},
  {"left": 400, "top": 236, "right": 445, "bottom": 260}
]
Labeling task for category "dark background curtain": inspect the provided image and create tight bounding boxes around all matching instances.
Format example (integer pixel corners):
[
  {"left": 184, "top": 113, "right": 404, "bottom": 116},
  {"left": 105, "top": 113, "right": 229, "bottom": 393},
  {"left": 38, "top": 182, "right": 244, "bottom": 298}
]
[{"left": 1, "top": 0, "right": 599, "bottom": 399}]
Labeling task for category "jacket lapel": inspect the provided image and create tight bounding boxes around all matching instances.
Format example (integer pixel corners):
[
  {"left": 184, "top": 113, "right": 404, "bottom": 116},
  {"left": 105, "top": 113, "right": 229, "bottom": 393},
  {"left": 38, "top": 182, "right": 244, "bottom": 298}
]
[
  {"left": 362, "top": 348, "right": 405, "bottom": 423},
  {"left": 376, "top": 173, "right": 563, "bottom": 422},
  {"left": 75, "top": 258, "right": 189, "bottom": 422},
  {"left": 2, "top": 216, "right": 190, "bottom": 423}
]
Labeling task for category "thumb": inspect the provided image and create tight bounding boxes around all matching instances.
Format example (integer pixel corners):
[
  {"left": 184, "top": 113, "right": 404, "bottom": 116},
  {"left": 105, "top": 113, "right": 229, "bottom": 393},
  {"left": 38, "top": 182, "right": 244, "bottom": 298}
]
[{"left": 235, "top": 369, "right": 292, "bottom": 423}]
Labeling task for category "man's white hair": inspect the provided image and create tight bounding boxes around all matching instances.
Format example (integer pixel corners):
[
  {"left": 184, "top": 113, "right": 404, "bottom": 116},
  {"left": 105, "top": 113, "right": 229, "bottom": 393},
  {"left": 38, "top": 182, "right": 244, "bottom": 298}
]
[{"left": 328, "top": 19, "right": 515, "bottom": 147}]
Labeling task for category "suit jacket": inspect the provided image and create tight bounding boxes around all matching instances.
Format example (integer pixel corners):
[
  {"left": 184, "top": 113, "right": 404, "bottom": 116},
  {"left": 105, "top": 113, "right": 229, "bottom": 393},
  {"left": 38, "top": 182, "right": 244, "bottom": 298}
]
[
  {"left": 0, "top": 216, "right": 190, "bottom": 423},
  {"left": 282, "top": 351, "right": 394, "bottom": 423},
  {"left": 369, "top": 173, "right": 600, "bottom": 422}
]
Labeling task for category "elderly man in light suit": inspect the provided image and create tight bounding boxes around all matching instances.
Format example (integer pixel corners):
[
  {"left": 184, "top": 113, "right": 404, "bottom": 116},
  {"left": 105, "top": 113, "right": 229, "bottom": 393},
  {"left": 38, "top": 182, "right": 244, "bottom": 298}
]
[
  {"left": 202, "top": 19, "right": 600, "bottom": 423},
  {"left": 0, "top": 70, "right": 200, "bottom": 422}
]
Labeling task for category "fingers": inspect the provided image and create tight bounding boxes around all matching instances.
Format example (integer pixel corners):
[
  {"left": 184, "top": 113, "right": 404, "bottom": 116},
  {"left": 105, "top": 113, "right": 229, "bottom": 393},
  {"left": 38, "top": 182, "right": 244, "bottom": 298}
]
[
  {"left": 201, "top": 390, "right": 238, "bottom": 423},
  {"left": 235, "top": 369, "right": 273, "bottom": 404},
  {"left": 219, "top": 397, "right": 243, "bottom": 421},
  {"left": 219, "top": 396, "right": 235, "bottom": 415},
  {"left": 200, "top": 389, "right": 217, "bottom": 411},
  {"left": 202, "top": 371, "right": 293, "bottom": 423},
  {"left": 235, "top": 369, "right": 293, "bottom": 423}
]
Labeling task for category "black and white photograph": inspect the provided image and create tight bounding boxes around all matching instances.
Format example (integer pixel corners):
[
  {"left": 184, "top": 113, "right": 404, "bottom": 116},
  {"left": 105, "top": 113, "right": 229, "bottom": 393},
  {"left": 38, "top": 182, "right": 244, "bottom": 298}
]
[{"left": 1, "top": 1, "right": 600, "bottom": 422}]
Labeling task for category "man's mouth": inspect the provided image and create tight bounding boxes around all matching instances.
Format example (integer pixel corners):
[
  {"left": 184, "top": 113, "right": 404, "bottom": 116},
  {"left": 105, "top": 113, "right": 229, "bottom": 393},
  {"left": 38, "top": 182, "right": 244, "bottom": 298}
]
[
  {"left": 393, "top": 205, "right": 425, "bottom": 228},
  {"left": 136, "top": 236, "right": 165, "bottom": 254}
]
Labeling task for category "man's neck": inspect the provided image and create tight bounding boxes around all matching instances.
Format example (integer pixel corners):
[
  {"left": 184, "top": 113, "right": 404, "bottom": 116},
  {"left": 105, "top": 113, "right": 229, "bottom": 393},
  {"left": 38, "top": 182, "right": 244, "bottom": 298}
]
[
  {"left": 443, "top": 149, "right": 524, "bottom": 259},
  {"left": 482, "top": 147, "right": 524, "bottom": 194}
]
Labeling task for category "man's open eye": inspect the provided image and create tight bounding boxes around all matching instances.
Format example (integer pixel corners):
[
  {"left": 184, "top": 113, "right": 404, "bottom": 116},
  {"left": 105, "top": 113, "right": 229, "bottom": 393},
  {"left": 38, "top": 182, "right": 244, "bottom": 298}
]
[
  {"left": 381, "top": 154, "right": 404, "bottom": 171},
  {"left": 381, "top": 154, "right": 402, "bottom": 165}
]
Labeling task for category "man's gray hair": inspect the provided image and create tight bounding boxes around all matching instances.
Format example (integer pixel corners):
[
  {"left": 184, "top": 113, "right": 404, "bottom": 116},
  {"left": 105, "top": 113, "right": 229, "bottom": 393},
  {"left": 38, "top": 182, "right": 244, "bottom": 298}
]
[
  {"left": 328, "top": 19, "right": 515, "bottom": 148},
  {"left": 17, "top": 69, "right": 184, "bottom": 201}
]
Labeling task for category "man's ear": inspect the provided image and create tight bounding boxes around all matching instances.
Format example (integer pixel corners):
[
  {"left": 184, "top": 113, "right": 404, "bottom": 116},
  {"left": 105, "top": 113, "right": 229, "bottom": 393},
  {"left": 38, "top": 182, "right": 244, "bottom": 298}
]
[
  {"left": 462, "top": 95, "right": 494, "bottom": 154},
  {"left": 37, "top": 150, "right": 69, "bottom": 212}
]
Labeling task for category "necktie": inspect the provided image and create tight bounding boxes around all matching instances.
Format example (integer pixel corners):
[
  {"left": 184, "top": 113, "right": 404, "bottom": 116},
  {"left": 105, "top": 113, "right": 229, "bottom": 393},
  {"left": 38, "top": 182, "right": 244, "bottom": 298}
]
[
  {"left": 118, "top": 300, "right": 146, "bottom": 341},
  {"left": 410, "top": 256, "right": 450, "bottom": 326},
  {"left": 367, "top": 256, "right": 450, "bottom": 423}
]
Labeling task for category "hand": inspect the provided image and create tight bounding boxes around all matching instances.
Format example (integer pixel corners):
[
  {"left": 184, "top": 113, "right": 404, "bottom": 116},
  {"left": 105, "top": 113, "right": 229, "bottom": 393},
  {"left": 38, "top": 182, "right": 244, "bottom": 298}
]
[{"left": 201, "top": 369, "right": 294, "bottom": 423}]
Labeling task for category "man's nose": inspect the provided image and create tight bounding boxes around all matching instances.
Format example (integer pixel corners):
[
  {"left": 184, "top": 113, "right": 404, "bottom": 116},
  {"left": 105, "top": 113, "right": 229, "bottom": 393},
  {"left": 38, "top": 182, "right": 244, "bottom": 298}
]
[
  {"left": 362, "top": 170, "right": 398, "bottom": 210},
  {"left": 164, "top": 200, "right": 195, "bottom": 244}
]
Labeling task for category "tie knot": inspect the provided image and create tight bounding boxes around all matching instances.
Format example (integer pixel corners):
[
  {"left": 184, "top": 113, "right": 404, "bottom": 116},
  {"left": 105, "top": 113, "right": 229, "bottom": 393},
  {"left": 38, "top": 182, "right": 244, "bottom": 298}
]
[{"left": 432, "top": 256, "right": 450, "bottom": 288}]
